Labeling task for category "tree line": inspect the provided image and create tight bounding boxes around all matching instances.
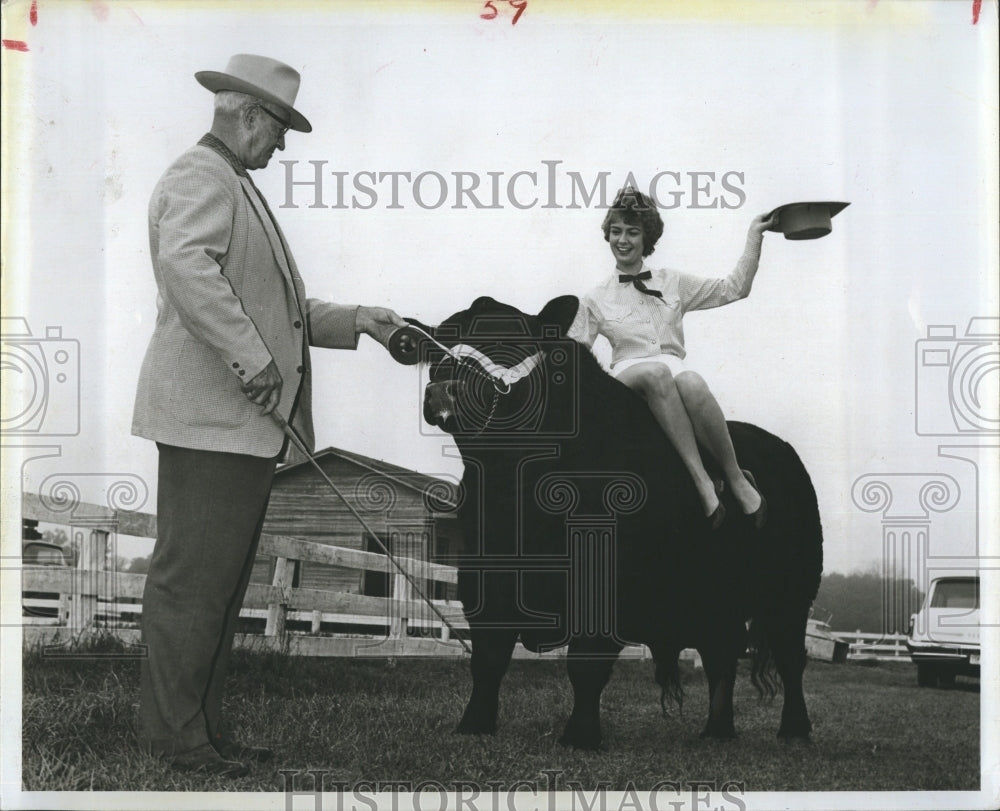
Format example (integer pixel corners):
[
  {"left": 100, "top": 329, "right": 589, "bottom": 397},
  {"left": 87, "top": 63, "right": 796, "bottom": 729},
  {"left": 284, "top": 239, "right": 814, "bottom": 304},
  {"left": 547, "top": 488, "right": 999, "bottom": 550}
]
[{"left": 812, "top": 566, "right": 923, "bottom": 635}]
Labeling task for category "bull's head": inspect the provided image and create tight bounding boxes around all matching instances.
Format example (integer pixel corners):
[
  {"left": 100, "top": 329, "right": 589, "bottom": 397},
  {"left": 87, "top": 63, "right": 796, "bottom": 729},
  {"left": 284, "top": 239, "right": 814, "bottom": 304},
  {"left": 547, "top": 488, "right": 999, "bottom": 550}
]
[{"left": 411, "top": 296, "right": 580, "bottom": 439}]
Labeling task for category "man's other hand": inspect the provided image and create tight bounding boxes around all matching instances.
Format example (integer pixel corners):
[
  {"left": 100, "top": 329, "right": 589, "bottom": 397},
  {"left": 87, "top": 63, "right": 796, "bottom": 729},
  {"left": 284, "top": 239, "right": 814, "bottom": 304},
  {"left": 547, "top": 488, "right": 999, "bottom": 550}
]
[{"left": 242, "top": 360, "right": 283, "bottom": 415}]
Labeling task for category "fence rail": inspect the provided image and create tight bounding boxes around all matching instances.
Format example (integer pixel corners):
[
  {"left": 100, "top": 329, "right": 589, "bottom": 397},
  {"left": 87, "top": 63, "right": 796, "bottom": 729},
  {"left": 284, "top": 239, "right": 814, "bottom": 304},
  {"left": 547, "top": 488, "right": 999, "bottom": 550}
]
[
  {"left": 834, "top": 631, "right": 910, "bottom": 660},
  {"left": 20, "top": 491, "right": 909, "bottom": 663},
  {"left": 20, "top": 491, "right": 479, "bottom": 657}
]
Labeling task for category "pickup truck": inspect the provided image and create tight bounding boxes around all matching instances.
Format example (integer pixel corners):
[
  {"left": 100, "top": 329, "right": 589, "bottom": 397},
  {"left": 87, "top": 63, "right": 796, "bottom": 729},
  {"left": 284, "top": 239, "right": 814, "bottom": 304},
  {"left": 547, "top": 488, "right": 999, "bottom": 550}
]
[{"left": 906, "top": 575, "right": 980, "bottom": 688}]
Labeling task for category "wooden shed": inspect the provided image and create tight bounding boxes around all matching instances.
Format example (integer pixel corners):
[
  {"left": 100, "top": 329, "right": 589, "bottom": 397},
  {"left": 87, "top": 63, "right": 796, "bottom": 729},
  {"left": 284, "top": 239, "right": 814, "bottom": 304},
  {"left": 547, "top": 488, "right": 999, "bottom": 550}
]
[{"left": 251, "top": 447, "right": 462, "bottom": 602}]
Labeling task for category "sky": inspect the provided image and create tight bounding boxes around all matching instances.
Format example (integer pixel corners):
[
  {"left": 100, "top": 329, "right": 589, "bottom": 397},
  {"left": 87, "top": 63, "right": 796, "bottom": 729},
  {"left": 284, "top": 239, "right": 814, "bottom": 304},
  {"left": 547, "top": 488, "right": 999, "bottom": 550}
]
[{"left": 2, "top": 0, "right": 998, "bottom": 584}]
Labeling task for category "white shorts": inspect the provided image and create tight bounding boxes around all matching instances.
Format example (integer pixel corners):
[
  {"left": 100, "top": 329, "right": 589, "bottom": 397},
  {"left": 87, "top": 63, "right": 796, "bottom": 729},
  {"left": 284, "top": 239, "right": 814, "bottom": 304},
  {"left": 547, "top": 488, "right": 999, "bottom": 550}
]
[{"left": 611, "top": 353, "right": 689, "bottom": 379}]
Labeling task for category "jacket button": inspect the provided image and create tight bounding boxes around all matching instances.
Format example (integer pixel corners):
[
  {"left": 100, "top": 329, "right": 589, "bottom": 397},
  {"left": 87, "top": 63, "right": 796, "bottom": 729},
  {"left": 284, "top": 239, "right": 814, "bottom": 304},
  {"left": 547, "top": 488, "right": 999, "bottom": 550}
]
[
  {"left": 296, "top": 365, "right": 304, "bottom": 373},
  {"left": 294, "top": 320, "right": 302, "bottom": 329},
  {"left": 232, "top": 362, "right": 239, "bottom": 368},
  {"left": 239, "top": 370, "right": 246, "bottom": 376}
]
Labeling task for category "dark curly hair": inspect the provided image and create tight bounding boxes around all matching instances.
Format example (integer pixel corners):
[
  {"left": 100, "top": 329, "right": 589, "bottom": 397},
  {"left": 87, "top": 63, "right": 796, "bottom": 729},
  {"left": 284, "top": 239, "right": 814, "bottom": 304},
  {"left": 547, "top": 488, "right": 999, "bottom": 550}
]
[{"left": 601, "top": 186, "right": 664, "bottom": 257}]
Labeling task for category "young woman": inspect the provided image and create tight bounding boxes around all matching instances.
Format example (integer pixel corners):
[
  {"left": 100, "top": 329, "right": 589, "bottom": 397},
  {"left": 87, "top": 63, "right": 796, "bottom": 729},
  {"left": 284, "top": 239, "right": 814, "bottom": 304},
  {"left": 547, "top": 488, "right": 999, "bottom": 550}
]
[{"left": 568, "top": 187, "right": 776, "bottom": 529}]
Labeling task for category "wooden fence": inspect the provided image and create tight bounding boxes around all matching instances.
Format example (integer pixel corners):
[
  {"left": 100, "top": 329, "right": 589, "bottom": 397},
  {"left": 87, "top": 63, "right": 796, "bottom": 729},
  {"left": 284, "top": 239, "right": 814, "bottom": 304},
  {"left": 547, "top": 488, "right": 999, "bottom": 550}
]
[
  {"left": 20, "top": 491, "right": 477, "bottom": 658},
  {"left": 19, "top": 492, "right": 657, "bottom": 661},
  {"left": 836, "top": 630, "right": 910, "bottom": 661},
  {"left": 19, "top": 491, "right": 907, "bottom": 663}
]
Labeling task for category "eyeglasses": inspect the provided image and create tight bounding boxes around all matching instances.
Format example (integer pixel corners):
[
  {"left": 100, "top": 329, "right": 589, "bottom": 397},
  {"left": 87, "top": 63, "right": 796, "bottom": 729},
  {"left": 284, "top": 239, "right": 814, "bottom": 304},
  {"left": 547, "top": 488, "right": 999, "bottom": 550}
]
[{"left": 257, "top": 104, "right": 290, "bottom": 137}]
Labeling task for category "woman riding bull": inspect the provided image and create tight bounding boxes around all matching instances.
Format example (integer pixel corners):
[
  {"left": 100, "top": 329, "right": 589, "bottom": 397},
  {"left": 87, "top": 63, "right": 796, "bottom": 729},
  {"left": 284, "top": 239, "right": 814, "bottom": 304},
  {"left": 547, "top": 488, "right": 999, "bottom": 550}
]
[{"left": 568, "top": 186, "right": 776, "bottom": 530}]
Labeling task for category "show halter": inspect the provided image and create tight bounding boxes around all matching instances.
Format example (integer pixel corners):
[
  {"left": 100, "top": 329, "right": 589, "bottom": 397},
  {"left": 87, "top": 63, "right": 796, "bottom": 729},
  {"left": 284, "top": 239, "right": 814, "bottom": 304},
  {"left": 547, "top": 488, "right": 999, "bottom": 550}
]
[{"left": 389, "top": 324, "right": 543, "bottom": 394}]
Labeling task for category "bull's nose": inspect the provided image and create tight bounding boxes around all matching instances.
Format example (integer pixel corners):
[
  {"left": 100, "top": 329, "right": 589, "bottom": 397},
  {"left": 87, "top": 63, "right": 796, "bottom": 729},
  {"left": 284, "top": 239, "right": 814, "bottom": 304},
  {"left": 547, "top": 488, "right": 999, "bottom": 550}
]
[{"left": 423, "top": 381, "right": 457, "bottom": 429}]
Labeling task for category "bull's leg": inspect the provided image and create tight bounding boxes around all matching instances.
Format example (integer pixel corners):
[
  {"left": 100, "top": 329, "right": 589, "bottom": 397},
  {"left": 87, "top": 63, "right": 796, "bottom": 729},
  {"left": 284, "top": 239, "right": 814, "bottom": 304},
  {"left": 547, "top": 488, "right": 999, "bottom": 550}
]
[
  {"left": 456, "top": 628, "right": 518, "bottom": 735},
  {"left": 770, "top": 604, "right": 812, "bottom": 741},
  {"left": 698, "top": 644, "right": 738, "bottom": 739},
  {"left": 559, "top": 637, "right": 623, "bottom": 750}
]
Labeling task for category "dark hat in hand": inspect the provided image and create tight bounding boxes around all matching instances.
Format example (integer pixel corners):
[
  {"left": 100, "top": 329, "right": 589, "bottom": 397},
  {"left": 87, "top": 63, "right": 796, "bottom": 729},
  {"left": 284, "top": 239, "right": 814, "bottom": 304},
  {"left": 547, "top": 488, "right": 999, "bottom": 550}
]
[{"left": 767, "top": 201, "right": 849, "bottom": 240}]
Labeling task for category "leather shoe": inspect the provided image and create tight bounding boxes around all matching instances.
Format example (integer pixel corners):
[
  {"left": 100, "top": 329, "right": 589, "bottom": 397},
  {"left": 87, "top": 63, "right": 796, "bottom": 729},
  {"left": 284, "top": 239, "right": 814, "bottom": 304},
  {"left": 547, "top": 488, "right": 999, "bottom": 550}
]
[
  {"left": 707, "top": 478, "right": 726, "bottom": 530},
  {"left": 741, "top": 469, "right": 768, "bottom": 530},
  {"left": 214, "top": 738, "right": 274, "bottom": 762},
  {"left": 168, "top": 743, "right": 249, "bottom": 777},
  {"left": 708, "top": 501, "right": 726, "bottom": 531}
]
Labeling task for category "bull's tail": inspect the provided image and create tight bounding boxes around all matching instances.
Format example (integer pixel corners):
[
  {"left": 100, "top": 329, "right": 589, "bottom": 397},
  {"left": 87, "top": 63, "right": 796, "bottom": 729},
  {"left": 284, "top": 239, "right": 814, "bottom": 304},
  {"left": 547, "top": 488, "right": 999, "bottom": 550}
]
[
  {"left": 747, "top": 617, "right": 781, "bottom": 701},
  {"left": 651, "top": 645, "right": 684, "bottom": 716}
]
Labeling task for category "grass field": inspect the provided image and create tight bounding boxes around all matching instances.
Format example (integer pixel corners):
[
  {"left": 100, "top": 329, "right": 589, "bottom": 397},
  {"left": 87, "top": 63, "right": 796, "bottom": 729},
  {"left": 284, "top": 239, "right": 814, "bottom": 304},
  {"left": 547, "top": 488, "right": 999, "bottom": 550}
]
[{"left": 21, "top": 639, "right": 980, "bottom": 794}]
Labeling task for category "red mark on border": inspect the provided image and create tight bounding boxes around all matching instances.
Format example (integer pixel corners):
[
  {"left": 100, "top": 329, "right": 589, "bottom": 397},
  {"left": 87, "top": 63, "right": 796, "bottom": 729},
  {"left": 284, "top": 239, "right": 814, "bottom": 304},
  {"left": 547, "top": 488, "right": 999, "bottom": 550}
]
[
  {"left": 4, "top": 0, "right": 38, "bottom": 51},
  {"left": 972, "top": 0, "right": 981, "bottom": 24}
]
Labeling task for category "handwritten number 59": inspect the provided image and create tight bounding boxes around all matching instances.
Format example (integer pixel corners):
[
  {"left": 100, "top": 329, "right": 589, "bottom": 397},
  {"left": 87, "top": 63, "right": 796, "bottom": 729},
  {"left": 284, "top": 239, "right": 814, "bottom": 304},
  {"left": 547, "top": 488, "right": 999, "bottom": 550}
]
[{"left": 481, "top": 0, "right": 527, "bottom": 25}]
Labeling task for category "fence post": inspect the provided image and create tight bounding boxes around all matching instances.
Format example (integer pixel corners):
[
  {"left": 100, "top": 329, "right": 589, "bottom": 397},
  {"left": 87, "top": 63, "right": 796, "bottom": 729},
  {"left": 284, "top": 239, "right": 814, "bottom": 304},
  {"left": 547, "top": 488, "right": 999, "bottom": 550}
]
[
  {"left": 265, "top": 557, "right": 292, "bottom": 639},
  {"left": 440, "top": 604, "right": 450, "bottom": 642},
  {"left": 311, "top": 609, "right": 322, "bottom": 634},
  {"left": 68, "top": 526, "right": 108, "bottom": 635},
  {"left": 390, "top": 566, "right": 411, "bottom": 640}
]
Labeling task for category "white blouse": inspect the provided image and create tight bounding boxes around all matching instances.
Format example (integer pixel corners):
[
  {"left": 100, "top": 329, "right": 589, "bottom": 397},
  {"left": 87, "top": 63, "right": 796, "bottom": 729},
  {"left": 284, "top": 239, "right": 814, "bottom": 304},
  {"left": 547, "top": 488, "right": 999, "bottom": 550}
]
[{"left": 568, "top": 240, "right": 762, "bottom": 366}]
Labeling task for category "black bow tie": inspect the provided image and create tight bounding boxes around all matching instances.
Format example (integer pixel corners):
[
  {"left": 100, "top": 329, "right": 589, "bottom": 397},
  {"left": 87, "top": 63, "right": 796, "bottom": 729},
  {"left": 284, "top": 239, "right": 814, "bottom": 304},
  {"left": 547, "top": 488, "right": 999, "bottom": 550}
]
[{"left": 619, "top": 270, "right": 662, "bottom": 298}]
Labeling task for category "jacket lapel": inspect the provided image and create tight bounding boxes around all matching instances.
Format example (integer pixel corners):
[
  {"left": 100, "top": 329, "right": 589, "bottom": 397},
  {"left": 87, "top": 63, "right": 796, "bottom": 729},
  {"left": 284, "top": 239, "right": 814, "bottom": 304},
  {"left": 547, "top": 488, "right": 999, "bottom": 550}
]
[{"left": 239, "top": 178, "right": 305, "bottom": 313}]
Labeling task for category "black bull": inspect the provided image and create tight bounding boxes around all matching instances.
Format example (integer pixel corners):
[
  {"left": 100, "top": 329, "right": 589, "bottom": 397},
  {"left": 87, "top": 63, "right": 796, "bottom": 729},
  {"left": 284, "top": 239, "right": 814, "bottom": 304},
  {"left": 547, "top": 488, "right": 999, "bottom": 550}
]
[{"left": 414, "top": 295, "right": 823, "bottom": 749}]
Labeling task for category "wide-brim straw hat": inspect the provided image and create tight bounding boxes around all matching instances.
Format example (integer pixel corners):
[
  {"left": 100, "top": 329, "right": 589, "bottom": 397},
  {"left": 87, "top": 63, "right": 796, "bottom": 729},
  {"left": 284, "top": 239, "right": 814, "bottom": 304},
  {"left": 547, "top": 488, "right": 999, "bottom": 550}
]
[
  {"left": 196, "top": 53, "right": 311, "bottom": 133},
  {"left": 767, "top": 202, "right": 849, "bottom": 240}
]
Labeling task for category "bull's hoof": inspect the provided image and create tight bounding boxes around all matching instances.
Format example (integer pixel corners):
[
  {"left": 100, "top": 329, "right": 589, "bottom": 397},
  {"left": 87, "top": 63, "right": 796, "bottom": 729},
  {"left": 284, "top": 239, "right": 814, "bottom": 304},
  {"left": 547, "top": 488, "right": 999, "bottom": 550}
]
[
  {"left": 455, "top": 718, "right": 496, "bottom": 736},
  {"left": 557, "top": 731, "right": 602, "bottom": 751},
  {"left": 777, "top": 719, "right": 812, "bottom": 742},
  {"left": 558, "top": 717, "right": 602, "bottom": 751},
  {"left": 700, "top": 724, "right": 737, "bottom": 740}
]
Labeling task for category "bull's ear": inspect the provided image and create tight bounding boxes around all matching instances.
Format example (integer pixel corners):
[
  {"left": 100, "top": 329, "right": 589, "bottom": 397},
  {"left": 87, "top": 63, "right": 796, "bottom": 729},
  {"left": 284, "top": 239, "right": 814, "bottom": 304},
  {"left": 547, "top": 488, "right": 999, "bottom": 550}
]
[{"left": 537, "top": 295, "right": 580, "bottom": 335}]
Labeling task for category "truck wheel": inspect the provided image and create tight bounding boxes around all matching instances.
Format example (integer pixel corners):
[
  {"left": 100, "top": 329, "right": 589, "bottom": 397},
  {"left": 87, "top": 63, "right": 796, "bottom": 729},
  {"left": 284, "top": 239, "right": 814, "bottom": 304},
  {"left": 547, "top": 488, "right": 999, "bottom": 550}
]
[{"left": 937, "top": 669, "right": 956, "bottom": 688}]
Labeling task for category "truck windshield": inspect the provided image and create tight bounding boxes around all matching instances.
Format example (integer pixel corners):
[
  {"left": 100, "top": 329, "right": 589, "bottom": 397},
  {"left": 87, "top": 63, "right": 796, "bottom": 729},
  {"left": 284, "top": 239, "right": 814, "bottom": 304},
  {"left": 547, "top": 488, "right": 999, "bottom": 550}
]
[{"left": 930, "top": 579, "right": 979, "bottom": 609}]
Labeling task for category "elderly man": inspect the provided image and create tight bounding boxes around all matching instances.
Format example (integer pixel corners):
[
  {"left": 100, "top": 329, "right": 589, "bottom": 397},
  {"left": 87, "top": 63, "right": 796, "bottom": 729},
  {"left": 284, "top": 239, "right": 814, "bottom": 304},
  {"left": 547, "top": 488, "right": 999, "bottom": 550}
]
[{"left": 132, "top": 54, "right": 405, "bottom": 776}]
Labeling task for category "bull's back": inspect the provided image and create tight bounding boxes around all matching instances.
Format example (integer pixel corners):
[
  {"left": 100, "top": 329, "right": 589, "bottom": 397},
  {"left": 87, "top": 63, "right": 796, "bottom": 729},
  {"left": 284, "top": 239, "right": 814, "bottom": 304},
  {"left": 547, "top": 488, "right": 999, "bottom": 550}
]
[{"left": 727, "top": 421, "right": 824, "bottom": 605}]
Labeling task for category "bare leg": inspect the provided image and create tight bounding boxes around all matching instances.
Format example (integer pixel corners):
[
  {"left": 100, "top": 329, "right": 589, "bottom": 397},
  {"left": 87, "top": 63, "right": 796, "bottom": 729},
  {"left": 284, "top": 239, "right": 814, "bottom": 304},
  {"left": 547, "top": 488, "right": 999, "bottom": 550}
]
[
  {"left": 674, "top": 371, "right": 762, "bottom": 514},
  {"left": 615, "top": 363, "right": 719, "bottom": 516}
]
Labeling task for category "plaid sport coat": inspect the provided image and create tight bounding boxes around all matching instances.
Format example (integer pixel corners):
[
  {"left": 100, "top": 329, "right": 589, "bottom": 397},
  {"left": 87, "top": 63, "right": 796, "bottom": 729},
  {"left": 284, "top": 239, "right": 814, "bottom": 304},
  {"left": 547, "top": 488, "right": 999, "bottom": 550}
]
[{"left": 132, "top": 141, "right": 358, "bottom": 458}]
